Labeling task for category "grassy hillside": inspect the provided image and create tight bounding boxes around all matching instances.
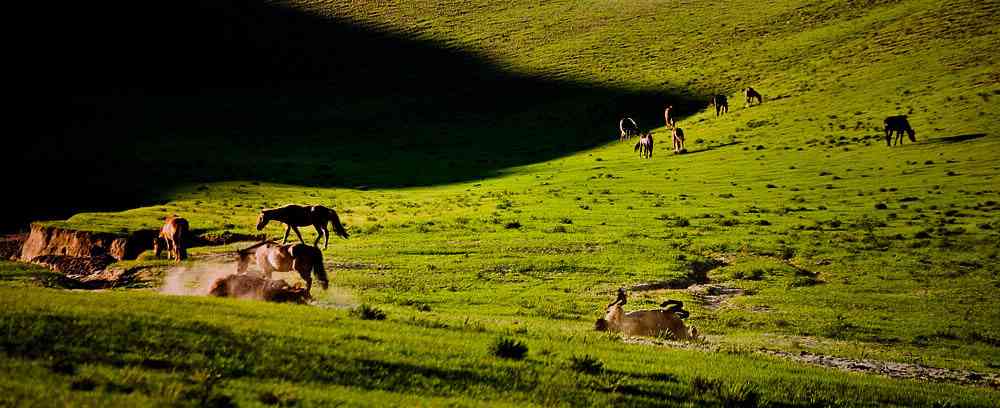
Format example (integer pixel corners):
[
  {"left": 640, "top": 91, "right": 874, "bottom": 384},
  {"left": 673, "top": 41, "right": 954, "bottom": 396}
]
[{"left": 6, "top": 0, "right": 1000, "bottom": 406}]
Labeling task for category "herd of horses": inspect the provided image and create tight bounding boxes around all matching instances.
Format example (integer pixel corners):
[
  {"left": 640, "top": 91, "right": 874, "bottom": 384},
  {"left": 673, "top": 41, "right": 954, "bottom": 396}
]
[
  {"left": 153, "top": 204, "right": 348, "bottom": 294},
  {"left": 142, "top": 85, "right": 920, "bottom": 340},
  {"left": 619, "top": 86, "right": 918, "bottom": 158}
]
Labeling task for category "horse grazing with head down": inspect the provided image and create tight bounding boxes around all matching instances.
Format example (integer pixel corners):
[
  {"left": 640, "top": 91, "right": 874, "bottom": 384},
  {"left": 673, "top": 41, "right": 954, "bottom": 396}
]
[
  {"left": 619, "top": 117, "right": 640, "bottom": 142},
  {"left": 744, "top": 87, "right": 763, "bottom": 107},
  {"left": 236, "top": 240, "right": 329, "bottom": 292},
  {"left": 256, "top": 204, "right": 349, "bottom": 249},
  {"left": 153, "top": 215, "right": 189, "bottom": 261},
  {"left": 884, "top": 115, "right": 916, "bottom": 146},
  {"left": 634, "top": 132, "right": 654, "bottom": 158}
]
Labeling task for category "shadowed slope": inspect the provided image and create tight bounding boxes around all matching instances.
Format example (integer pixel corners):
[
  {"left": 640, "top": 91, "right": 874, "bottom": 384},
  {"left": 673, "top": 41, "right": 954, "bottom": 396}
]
[{"left": 12, "top": 0, "right": 700, "bottom": 231}]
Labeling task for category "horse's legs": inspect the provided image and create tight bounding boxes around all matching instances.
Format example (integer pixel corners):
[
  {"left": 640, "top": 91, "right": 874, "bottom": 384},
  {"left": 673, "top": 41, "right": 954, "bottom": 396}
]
[
  {"left": 282, "top": 225, "right": 292, "bottom": 244},
  {"left": 292, "top": 226, "right": 306, "bottom": 245},
  {"left": 313, "top": 224, "right": 328, "bottom": 249},
  {"left": 294, "top": 260, "right": 312, "bottom": 292}
]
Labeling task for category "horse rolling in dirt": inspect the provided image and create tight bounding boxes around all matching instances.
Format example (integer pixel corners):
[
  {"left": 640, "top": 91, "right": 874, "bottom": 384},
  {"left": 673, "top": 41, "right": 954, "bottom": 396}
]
[
  {"left": 619, "top": 117, "right": 640, "bottom": 142},
  {"left": 256, "top": 205, "right": 349, "bottom": 249},
  {"left": 711, "top": 95, "right": 729, "bottom": 116},
  {"left": 744, "top": 87, "right": 763, "bottom": 107},
  {"left": 634, "top": 132, "right": 654, "bottom": 158},
  {"left": 236, "top": 240, "right": 329, "bottom": 292},
  {"left": 884, "top": 115, "right": 916, "bottom": 147},
  {"left": 153, "top": 215, "right": 189, "bottom": 261}
]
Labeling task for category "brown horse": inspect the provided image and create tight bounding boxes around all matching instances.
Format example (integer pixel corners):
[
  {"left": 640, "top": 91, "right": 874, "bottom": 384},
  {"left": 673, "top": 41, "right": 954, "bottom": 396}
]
[
  {"left": 711, "top": 95, "right": 729, "bottom": 116},
  {"left": 672, "top": 127, "right": 687, "bottom": 154},
  {"left": 256, "top": 205, "right": 349, "bottom": 249},
  {"left": 595, "top": 288, "right": 698, "bottom": 340},
  {"left": 153, "top": 215, "right": 189, "bottom": 261},
  {"left": 236, "top": 240, "right": 329, "bottom": 292},
  {"left": 884, "top": 115, "right": 916, "bottom": 146},
  {"left": 634, "top": 132, "right": 654, "bottom": 158},
  {"left": 744, "top": 87, "right": 763, "bottom": 107}
]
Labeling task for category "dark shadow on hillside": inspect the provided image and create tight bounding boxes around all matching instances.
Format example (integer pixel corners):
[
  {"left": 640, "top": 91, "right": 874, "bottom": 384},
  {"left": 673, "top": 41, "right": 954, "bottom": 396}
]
[
  {"left": 679, "top": 141, "right": 743, "bottom": 156},
  {"left": 11, "top": 0, "right": 707, "bottom": 231},
  {"left": 925, "top": 133, "right": 987, "bottom": 144}
]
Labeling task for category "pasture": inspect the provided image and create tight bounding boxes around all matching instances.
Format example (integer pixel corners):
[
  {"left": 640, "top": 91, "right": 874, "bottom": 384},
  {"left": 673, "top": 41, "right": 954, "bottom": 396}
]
[{"left": 4, "top": 0, "right": 1000, "bottom": 406}]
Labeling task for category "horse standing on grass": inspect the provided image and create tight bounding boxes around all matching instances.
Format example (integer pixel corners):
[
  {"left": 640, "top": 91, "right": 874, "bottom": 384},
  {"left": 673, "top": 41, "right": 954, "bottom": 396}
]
[
  {"left": 153, "top": 215, "right": 189, "bottom": 261},
  {"left": 619, "top": 117, "right": 640, "bottom": 141},
  {"left": 883, "top": 115, "right": 916, "bottom": 146},
  {"left": 672, "top": 127, "right": 687, "bottom": 154},
  {"left": 634, "top": 132, "right": 654, "bottom": 158},
  {"left": 711, "top": 95, "right": 729, "bottom": 116},
  {"left": 744, "top": 87, "right": 763, "bottom": 107},
  {"left": 236, "top": 240, "right": 329, "bottom": 292},
  {"left": 256, "top": 205, "right": 349, "bottom": 249}
]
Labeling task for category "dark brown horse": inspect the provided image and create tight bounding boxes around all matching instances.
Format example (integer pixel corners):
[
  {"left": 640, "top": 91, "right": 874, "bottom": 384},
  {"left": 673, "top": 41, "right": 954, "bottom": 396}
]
[
  {"left": 153, "top": 215, "right": 189, "bottom": 261},
  {"left": 711, "top": 95, "right": 729, "bottom": 116},
  {"left": 884, "top": 115, "right": 916, "bottom": 146},
  {"left": 256, "top": 205, "right": 349, "bottom": 249},
  {"left": 744, "top": 87, "right": 762, "bottom": 107},
  {"left": 236, "top": 240, "right": 329, "bottom": 292}
]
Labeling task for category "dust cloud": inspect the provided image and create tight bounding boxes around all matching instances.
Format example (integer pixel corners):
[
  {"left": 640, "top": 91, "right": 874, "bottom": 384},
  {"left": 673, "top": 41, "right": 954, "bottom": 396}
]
[{"left": 160, "top": 262, "right": 236, "bottom": 296}]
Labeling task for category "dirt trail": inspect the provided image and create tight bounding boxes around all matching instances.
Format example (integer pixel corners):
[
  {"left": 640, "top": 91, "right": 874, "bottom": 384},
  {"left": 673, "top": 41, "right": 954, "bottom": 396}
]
[
  {"left": 761, "top": 349, "right": 1000, "bottom": 388},
  {"left": 617, "top": 336, "right": 999, "bottom": 388}
]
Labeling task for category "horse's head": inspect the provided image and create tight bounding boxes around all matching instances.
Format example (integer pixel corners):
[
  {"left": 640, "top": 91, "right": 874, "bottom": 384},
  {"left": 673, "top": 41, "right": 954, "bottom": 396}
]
[
  {"left": 256, "top": 212, "right": 269, "bottom": 231},
  {"left": 152, "top": 237, "right": 162, "bottom": 257}
]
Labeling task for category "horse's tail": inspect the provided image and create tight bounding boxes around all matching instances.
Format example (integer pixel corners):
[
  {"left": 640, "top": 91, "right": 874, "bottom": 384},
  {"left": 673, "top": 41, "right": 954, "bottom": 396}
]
[
  {"left": 311, "top": 247, "right": 329, "bottom": 290},
  {"left": 173, "top": 219, "right": 189, "bottom": 260},
  {"left": 175, "top": 233, "right": 187, "bottom": 260},
  {"left": 634, "top": 141, "right": 640, "bottom": 152},
  {"left": 328, "top": 208, "right": 350, "bottom": 239}
]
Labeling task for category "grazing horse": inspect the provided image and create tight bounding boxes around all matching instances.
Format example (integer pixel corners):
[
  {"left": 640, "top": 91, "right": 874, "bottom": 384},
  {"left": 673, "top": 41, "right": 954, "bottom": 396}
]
[
  {"left": 672, "top": 127, "right": 687, "bottom": 154},
  {"left": 619, "top": 117, "right": 640, "bottom": 141},
  {"left": 884, "top": 115, "right": 916, "bottom": 146},
  {"left": 256, "top": 205, "right": 349, "bottom": 249},
  {"left": 236, "top": 240, "right": 329, "bottom": 292},
  {"left": 711, "top": 95, "right": 729, "bottom": 116},
  {"left": 634, "top": 132, "right": 654, "bottom": 158},
  {"left": 153, "top": 215, "right": 189, "bottom": 261},
  {"left": 744, "top": 87, "right": 763, "bottom": 107}
]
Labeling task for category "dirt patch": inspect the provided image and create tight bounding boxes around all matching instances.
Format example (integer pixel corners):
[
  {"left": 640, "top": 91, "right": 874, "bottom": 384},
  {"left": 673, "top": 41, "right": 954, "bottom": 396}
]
[
  {"left": 630, "top": 255, "right": 727, "bottom": 292},
  {"left": 762, "top": 349, "right": 1000, "bottom": 388},
  {"left": 193, "top": 231, "right": 267, "bottom": 246},
  {"left": 30, "top": 254, "right": 117, "bottom": 276},
  {"left": 20, "top": 224, "right": 154, "bottom": 261},
  {"left": 208, "top": 274, "right": 311, "bottom": 304},
  {"left": 0, "top": 234, "right": 25, "bottom": 260},
  {"left": 688, "top": 284, "right": 744, "bottom": 309}
]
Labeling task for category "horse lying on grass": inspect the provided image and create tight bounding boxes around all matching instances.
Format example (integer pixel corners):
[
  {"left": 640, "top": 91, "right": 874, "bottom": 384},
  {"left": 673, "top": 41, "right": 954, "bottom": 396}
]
[
  {"left": 209, "top": 273, "right": 311, "bottom": 304},
  {"left": 595, "top": 288, "right": 698, "bottom": 340}
]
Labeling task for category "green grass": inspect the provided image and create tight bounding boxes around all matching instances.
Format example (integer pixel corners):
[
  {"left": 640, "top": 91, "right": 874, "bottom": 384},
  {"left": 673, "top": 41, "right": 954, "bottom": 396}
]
[{"left": 6, "top": 0, "right": 1000, "bottom": 405}]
